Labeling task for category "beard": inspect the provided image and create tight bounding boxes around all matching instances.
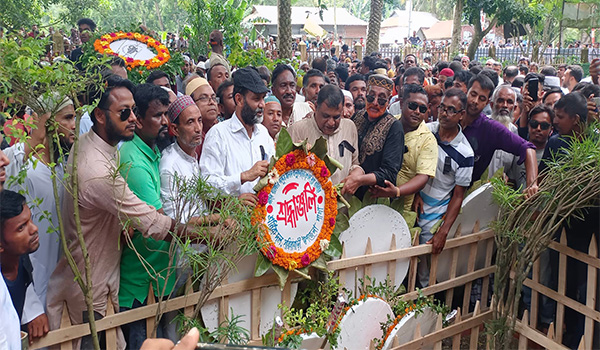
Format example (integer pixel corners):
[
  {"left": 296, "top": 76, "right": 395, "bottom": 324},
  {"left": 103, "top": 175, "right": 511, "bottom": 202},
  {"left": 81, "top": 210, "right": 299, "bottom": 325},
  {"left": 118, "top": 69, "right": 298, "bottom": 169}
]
[
  {"left": 106, "top": 113, "right": 134, "bottom": 143},
  {"left": 354, "top": 97, "right": 366, "bottom": 111},
  {"left": 491, "top": 109, "right": 513, "bottom": 127},
  {"left": 241, "top": 101, "right": 263, "bottom": 125}
]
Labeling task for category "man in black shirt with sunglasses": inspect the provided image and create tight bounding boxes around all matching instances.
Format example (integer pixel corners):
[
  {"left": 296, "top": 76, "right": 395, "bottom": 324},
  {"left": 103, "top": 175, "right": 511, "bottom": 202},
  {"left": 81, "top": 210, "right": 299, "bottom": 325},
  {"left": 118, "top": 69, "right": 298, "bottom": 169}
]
[{"left": 343, "top": 74, "right": 404, "bottom": 199}]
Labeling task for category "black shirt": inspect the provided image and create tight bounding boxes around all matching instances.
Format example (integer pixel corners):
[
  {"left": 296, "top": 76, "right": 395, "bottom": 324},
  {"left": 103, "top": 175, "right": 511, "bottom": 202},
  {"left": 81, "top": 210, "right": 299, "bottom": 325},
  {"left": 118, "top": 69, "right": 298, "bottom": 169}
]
[
  {"left": 351, "top": 110, "right": 405, "bottom": 199},
  {"left": 3, "top": 255, "right": 34, "bottom": 321}
]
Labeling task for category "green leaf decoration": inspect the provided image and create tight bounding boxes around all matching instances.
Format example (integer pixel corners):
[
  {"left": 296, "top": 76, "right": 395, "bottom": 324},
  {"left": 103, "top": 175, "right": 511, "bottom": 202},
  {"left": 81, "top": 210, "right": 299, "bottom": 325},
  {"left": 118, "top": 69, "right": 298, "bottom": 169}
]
[
  {"left": 272, "top": 265, "right": 290, "bottom": 290},
  {"left": 377, "top": 197, "right": 390, "bottom": 206},
  {"left": 348, "top": 196, "right": 363, "bottom": 218},
  {"left": 324, "top": 155, "right": 343, "bottom": 176},
  {"left": 362, "top": 191, "right": 377, "bottom": 207},
  {"left": 254, "top": 252, "right": 271, "bottom": 277},
  {"left": 324, "top": 234, "right": 343, "bottom": 257},
  {"left": 293, "top": 138, "right": 309, "bottom": 153},
  {"left": 332, "top": 212, "right": 349, "bottom": 235},
  {"left": 402, "top": 210, "right": 418, "bottom": 229},
  {"left": 429, "top": 218, "right": 444, "bottom": 235},
  {"left": 410, "top": 227, "right": 422, "bottom": 242},
  {"left": 295, "top": 266, "right": 312, "bottom": 280},
  {"left": 390, "top": 198, "right": 404, "bottom": 214},
  {"left": 310, "top": 137, "right": 328, "bottom": 160},
  {"left": 311, "top": 255, "right": 329, "bottom": 271},
  {"left": 253, "top": 174, "right": 270, "bottom": 192},
  {"left": 276, "top": 128, "right": 294, "bottom": 159}
]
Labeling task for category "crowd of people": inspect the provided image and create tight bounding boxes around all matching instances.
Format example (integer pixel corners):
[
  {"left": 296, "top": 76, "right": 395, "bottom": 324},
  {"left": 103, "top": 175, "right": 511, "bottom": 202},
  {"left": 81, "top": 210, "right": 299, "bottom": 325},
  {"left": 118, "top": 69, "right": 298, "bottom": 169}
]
[{"left": 1, "top": 16, "right": 600, "bottom": 350}]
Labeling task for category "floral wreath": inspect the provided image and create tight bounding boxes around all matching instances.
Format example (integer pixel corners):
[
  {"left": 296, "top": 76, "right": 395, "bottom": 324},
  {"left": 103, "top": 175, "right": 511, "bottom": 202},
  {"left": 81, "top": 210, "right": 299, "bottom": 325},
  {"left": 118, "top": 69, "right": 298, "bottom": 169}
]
[
  {"left": 93, "top": 31, "right": 170, "bottom": 70},
  {"left": 252, "top": 148, "right": 337, "bottom": 271}
]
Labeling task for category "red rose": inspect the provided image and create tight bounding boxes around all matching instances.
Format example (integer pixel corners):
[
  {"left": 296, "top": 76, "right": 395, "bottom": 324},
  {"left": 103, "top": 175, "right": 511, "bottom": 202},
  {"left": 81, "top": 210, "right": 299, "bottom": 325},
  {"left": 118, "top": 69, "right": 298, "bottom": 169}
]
[
  {"left": 265, "top": 245, "right": 277, "bottom": 260},
  {"left": 258, "top": 191, "right": 269, "bottom": 205},
  {"left": 285, "top": 153, "right": 295, "bottom": 166},
  {"left": 301, "top": 253, "right": 311, "bottom": 266},
  {"left": 329, "top": 217, "right": 335, "bottom": 227},
  {"left": 320, "top": 166, "right": 329, "bottom": 178}
]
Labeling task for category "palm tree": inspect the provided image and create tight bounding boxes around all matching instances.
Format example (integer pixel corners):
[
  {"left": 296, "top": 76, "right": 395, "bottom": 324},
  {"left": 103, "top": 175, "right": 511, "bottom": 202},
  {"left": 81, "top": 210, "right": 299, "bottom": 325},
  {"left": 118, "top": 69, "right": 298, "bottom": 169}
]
[
  {"left": 366, "top": 0, "right": 383, "bottom": 54},
  {"left": 278, "top": 0, "right": 292, "bottom": 59}
]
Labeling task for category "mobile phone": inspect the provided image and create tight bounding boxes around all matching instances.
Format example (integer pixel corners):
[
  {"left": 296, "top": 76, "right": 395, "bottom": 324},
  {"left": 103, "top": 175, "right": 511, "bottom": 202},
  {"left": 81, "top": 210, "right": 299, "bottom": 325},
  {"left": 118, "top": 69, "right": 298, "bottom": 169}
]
[
  {"left": 593, "top": 97, "right": 600, "bottom": 113},
  {"left": 528, "top": 77, "right": 539, "bottom": 102}
]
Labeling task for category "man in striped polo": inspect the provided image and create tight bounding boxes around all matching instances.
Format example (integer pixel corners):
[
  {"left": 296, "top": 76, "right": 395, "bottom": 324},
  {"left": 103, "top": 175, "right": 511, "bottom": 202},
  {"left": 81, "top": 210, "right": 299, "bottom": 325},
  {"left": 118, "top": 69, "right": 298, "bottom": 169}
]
[{"left": 414, "top": 88, "right": 474, "bottom": 287}]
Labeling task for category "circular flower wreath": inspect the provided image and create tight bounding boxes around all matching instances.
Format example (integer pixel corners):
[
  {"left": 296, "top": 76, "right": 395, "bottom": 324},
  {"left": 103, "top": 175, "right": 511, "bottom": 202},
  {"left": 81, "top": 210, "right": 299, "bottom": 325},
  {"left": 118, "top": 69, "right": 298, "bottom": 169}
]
[
  {"left": 251, "top": 149, "right": 337, "bottom": 271},
  {"left": 375, "top": 302, "right": 420, "bottom": 349},
  {"left": 93, "top": 31, "right": 171, "bottom": 70}
]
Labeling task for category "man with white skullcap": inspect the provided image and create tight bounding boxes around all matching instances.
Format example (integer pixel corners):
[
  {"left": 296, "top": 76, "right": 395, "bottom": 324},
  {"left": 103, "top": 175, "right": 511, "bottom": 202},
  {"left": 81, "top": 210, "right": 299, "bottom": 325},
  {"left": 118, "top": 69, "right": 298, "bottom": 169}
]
[{"left": 2, "top": 92, "right": 76, "bottom": 343}]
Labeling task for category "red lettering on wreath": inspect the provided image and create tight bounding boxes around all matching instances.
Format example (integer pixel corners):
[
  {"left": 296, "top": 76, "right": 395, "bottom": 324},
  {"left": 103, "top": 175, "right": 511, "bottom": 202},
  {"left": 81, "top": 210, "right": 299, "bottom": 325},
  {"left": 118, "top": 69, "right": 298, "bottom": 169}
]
[{"left": 276, "top": 182, "right": 318, "bottom": 228}]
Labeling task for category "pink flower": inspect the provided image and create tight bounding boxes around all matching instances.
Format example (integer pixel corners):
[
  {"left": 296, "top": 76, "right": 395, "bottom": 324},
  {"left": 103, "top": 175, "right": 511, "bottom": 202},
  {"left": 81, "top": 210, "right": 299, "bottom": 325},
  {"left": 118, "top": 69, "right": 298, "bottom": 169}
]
[
  {"left": 306, "top": 154, "right": 316, "bottom": 167},
  {"left": 126, "top": 57, "right": 134, "bottom": 63},
  {"left": 265, "top": 245, "right": 277, "bottom": 259},
  {"left": 320, "top": 166, "right": 329, "bottom": 178},
  {"left": 329, "top": 217, "right": 336, "bottom": 227},
  {"left": 258, "top": 191, "right": 269, "bottom": 205},
  {"left": 110, "top": 33, "right": 117, "bottom": 37},
  {"left": 301, "top": 253, "right": 311, "bottom": 266},
  {"left": 285, "top": 153, "right": 296, "bottom": 166}
]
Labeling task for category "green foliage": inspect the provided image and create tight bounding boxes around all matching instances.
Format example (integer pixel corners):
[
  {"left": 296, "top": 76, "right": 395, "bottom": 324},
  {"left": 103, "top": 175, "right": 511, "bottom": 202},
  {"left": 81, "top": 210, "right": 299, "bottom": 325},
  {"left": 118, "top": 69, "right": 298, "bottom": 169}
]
[
  {"left": 176, "top": 309, "right": 250, "bottom": 344},
  {"left": 180, "top": 0, "right": 251, "bottom": 58}
]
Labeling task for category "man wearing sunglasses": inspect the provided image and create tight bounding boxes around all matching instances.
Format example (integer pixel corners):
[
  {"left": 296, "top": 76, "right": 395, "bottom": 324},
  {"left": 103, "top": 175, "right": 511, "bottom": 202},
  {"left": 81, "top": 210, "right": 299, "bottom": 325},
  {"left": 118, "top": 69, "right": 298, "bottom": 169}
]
[
  {"left": 342, "top": 74, "right": 405, "bottom": 199},
  {"left": 46, "top": 76, "right": 224, "bottom": 349},
  {"left": 370, "top": 84, "right": 438, "bottom": 212}
]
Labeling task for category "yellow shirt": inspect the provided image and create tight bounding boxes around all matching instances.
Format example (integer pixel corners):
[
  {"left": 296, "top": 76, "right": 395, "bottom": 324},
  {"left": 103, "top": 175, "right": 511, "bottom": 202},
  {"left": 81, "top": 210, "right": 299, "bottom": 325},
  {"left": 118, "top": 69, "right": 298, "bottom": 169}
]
[{"left": 396, "top": 120, "right": 438, "bottom": 211}]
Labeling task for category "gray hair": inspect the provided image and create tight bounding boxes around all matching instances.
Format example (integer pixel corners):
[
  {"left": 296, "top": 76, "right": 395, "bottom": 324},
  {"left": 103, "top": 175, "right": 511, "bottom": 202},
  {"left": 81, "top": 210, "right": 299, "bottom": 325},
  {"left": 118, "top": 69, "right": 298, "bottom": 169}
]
[{"left": 491, "top": 84, "right": 516, "bottom": 103}]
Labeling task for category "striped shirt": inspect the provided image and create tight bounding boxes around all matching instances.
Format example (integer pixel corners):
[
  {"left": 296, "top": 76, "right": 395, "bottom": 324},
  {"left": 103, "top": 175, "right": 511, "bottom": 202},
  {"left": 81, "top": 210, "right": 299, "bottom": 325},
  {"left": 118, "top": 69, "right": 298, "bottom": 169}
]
[{"left": 418, "top": 122, "right": 474, "bottom": 238}]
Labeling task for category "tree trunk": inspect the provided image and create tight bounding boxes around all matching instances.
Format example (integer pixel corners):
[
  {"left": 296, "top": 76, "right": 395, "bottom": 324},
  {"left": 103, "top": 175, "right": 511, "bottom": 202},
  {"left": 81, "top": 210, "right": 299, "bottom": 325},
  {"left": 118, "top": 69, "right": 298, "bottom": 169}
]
[
  {"left": 467, "top": 15, "right": 497, "bottom": 60},
  {"left": 366, "top": 0, "right": 383, "bottom": 54},
  {"left": 278, "top": 0, "right": 292, "bottom": 59},
  {"left": 450, "top": 0, "right": 463, "bottom": 55},
  {"left": 155, "top": 0, "right": 165, "bottom": 32}
]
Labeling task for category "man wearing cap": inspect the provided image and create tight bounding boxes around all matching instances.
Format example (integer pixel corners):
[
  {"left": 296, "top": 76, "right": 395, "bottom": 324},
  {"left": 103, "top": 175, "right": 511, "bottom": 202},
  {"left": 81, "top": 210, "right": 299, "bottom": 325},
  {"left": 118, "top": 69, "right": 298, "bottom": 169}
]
[
  {"left": 160, "top": 96, "right": 206, "bottom": 220},
  {"left": 186, "top": 76, "right": 219, "bottom": 149},
  {"left": 196, "top": 61, "right": 207, "bottom": 77},
  {"left": 207, "top": 30, "right": 231, "bottom": 75},
  {"left": 289, "top": 85, "right": 363, "bottom": 185},
  {"left": 176, "top": 55, "right": 193, "bottom": 95},
  {"left": 438, "top": 68, "right": 454, "bottom": 90},
  {"left": 46, "top": 76, "right": 221, "bottom": 349},
  {"left": 262, "top": 96, "right": 282, "bottom": 140},
  {"left": 341, "top": 90, "right": 355, "bottom": 119},
  {"left": 116, "top": 84, "right": 176, "bottom": 348},
  {"left": 200, "top": 67, "right": 275, "bottom": 196},
  {"left": 3, "top": 92, "right": 76, "bottom": 343},
  {"left": 342, "top": 74, "right": 405, "bottom": 199}
]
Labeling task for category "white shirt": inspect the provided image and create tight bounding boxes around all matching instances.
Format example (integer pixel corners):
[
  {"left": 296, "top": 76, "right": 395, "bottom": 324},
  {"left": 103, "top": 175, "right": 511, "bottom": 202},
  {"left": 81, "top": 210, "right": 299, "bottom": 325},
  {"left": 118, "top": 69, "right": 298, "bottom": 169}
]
[
  {"left": 160, "top": 141, "right": 206, "bottom": 223},
  {"left": 0, "top": 275, "right": 21, "bottom": 350},
  {"left": 79, "top": 111, "right": 92, "bottom": 136},
  {"left": 200, "top": 114, "right": 275, "bottom": 196},
  {"left": 4, "top": 143, "right": 63, "bottom": 323},
  {"left": 288, "top": 101, "right": 313, "bottom": 127}
]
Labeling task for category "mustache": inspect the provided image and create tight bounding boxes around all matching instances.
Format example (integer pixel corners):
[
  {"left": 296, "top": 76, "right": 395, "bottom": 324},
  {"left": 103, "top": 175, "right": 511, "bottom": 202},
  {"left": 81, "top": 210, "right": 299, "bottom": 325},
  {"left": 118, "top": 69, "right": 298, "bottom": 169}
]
[{"left": 283, "top": 93, "right": 295, "bottom": 100}]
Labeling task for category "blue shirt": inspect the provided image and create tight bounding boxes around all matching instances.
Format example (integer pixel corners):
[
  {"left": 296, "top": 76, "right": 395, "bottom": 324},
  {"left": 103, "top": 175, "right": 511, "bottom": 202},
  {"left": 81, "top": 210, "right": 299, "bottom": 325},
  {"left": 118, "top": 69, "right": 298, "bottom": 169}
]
[{"left": 3, "top": 255, "right": 33, "bottom": 321}]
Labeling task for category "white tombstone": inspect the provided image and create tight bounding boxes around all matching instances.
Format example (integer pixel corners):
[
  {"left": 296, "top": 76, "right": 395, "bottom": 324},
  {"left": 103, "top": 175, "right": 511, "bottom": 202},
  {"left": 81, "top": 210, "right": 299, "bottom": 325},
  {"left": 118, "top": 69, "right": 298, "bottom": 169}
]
[
  {"left": 381, "top": 307, "right": 439, "bottom": 350},
  {"left": 335, "top": 297, "right": 394, "bottom": 350},
  {"left": 338, "top": 204, "right": 412, "bottom": 294},
  {"left": 435, "top": 183, "right": 498, "bottom": 282}
]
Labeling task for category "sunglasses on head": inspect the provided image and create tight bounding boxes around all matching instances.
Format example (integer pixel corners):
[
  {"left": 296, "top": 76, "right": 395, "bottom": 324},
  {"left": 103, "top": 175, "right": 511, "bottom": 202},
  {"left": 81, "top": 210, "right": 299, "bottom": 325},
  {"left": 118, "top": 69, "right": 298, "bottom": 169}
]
[
  {"left": 529, "top": 120, "right": 551, "bottom": 130},
  {"left": 366, "top": 94, "right": 388, "bottom": 107},
  {"left": 407, "top": 101, "right": 428, "bottom": 114}
]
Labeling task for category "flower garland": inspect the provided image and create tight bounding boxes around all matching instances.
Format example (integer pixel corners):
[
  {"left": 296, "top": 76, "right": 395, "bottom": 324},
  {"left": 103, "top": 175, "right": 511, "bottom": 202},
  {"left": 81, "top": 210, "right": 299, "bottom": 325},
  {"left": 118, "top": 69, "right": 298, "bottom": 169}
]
[
  {"left": 330, "top": 294, "right": 384, "bottom": 333},
  {"left": 93, "top": 31, "right": 170, "bottom": 70},
  {"left": 374, "top": 302, "right": 419, "bottom": 349},
  {"left": 252, "top": 149, "right": 337, "bottom": 270}
]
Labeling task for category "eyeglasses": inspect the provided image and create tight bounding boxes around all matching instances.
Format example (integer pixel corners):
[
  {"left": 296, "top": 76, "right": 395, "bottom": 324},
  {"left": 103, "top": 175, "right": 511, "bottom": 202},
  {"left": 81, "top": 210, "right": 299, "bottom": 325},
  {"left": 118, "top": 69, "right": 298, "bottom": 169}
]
[
  {"left": 194, "top": 95, "right": 218, "bottom": 104},
  {"left": 366, "top": 94, "right": 387, "bottom": 107},
  {"left": 407, "top": 101, "right": 428, "bottom": 114},
  {"left": 437, "top": 104, "right": 463, "bottom": 116},
  {"left": 103, "top": 107, "right": 134, "bottom": 121},
  {"left": 529, "top": 120, "right": 551, "bottom": 130}
]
